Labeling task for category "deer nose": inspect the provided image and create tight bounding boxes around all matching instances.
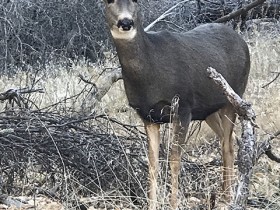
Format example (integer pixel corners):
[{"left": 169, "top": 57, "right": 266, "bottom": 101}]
[{"left": 117, "top": 18, "right": 134, "bottom": 31}]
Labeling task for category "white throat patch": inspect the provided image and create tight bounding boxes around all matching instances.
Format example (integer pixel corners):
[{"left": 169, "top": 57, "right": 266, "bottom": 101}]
[{"left": 110, "top": 28, "right": 137, "bottom": 40}]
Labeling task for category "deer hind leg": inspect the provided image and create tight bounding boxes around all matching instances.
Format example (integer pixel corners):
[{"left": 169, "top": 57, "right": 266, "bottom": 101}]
[
  {"left": 170, "top": 117, "right": 190, "bottom": 209},
  {"left": 144, "top": 121, "right": 160, "bottom": 210},
  {"left": 206, "top": 104, "right": 236, "bottom": 202}
]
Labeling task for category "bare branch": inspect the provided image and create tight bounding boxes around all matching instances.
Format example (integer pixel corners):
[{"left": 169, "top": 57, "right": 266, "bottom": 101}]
[
  {"left": 0, "top": 195, "right": 28, "bottom": 208},
  {"left": 207, "top": 67, "right": 256, "bottom": 122},
  {"left": 257, "top": 130, "right": 280, "bottom": 163},
  {"left": 94, "top": 67, "right": 122, "bottom": 101},
  {"left": 215, "top": 0, "right": 266, "bottom": 23},
  {"left": 208, "top": 67, "right": 280, "bottom": 207},
  {"left": 207, "top": 67, "right": 257, "bottom": 209},
  {"left": 78, "top": 68, "right": 122, "bottom": 101},
  {"left": 144, "top": 0, "right": 190, "bottom": 32},
  {"left": 0, "top": 87, "right": 44, "bottom": 108},
  {"left": 265, "top": 144, "right": 280, "bottom": 163}
]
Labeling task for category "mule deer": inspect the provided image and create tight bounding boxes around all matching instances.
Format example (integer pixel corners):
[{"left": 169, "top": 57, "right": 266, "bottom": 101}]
[{"left": 102, "top": 0, "right": 250, "bottom": 209}]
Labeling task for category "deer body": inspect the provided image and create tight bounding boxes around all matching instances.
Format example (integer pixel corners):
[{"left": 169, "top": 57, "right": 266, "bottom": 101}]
[
  {"left": 116, "top": 24, "right": 249, "bottom": 123},
  {"left": 103, "top": 0, "right": 250, "bottom": 209}
]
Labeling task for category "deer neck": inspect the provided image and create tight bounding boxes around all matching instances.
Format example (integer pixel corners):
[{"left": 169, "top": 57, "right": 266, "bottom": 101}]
[{"left": 112, "top": 26, "right": 147, "bottom": 73}]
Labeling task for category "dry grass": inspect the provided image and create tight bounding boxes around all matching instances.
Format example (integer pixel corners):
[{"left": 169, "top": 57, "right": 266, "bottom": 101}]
[
  {"left": 0, "top": 24, "right": 279, "bottom": 210},
  {"left": 244, "top": 25, "right": 280, "bottom": 209},
  {"left": 246, "top": 28, "right": 280, "bottom": 133}
]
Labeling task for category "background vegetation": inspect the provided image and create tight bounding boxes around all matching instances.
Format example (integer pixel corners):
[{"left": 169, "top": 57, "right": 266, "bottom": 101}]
[
  {"left": 0, "top": 0, "right": 279, "bottom": 209},
  {"left": 1, "top": 0, "right": 279, "bottom": 75}
]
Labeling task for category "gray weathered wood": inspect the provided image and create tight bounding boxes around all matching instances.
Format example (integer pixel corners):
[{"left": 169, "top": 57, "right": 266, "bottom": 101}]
[{"left": 207, "top": 67, "right": 257, "bottom": 210}]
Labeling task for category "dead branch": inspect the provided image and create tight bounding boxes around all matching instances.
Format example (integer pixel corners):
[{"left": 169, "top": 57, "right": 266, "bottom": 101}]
[
  {"left": 0, "top": 194, "right": 27, "bottom": 208},
  {"left": 0, "top": 88, "right": 43, "bottom": 101},
  {"left": 0, "top": 108, "right": 147, "bottom": 205},
  {"left": 265, "top": 144, "right": 280, "bottom": 162},
  {"left": 215, "top": 0, "right": 266, "bottom": 23},
  {"left": 94, "top": 67, "right": 122, "bottom": 101},
  {"left": 0, "top": 87, "right": 44, "bottom": 109},
  {"left": 207, "top": 67, "right": 256, "bottom": 122},
  {"left": 207, "top": 67, "right": 257, "bottom": 210},
  {"left": 257, "top": 130, "right": 280, "bottom": 163}
]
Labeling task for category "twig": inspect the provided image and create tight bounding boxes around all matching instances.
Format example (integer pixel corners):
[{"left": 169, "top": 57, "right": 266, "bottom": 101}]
[
  {"left": 266, "top": 130, "right": 280, "bottom": 142},
  {"left": 18, "top": 87, "right": 44, "bottom": 94},
  {"left": 262, "top": 72, "right": 280, "bottom": 88},
  {"left": 78, "top": 74, "right": 97, "bottom": 87}
]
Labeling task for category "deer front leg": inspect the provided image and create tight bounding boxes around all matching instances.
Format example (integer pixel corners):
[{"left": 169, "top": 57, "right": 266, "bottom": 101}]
[
  {"left": 144, "top": 121, "right": 160, "bottom": 210},
  {"left": 170, "top": 118, "right": 189, "bottom": 209},
  {"left": 170, "top": 143, "right": 182, "bottom": 209}
]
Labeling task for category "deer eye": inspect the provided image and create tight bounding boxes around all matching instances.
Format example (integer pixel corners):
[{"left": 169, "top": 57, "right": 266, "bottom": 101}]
[
  {"left": 132, "top": 0, "right": 137, "bottom": 2},
  {"left": 107, "top": 0, "right": 114, "bottom": 4}
]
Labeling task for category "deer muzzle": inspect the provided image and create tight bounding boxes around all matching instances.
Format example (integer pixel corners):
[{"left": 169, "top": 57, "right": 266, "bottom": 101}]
[{"left": 117, "top": 18, "right": 134, "bottom": 31}]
